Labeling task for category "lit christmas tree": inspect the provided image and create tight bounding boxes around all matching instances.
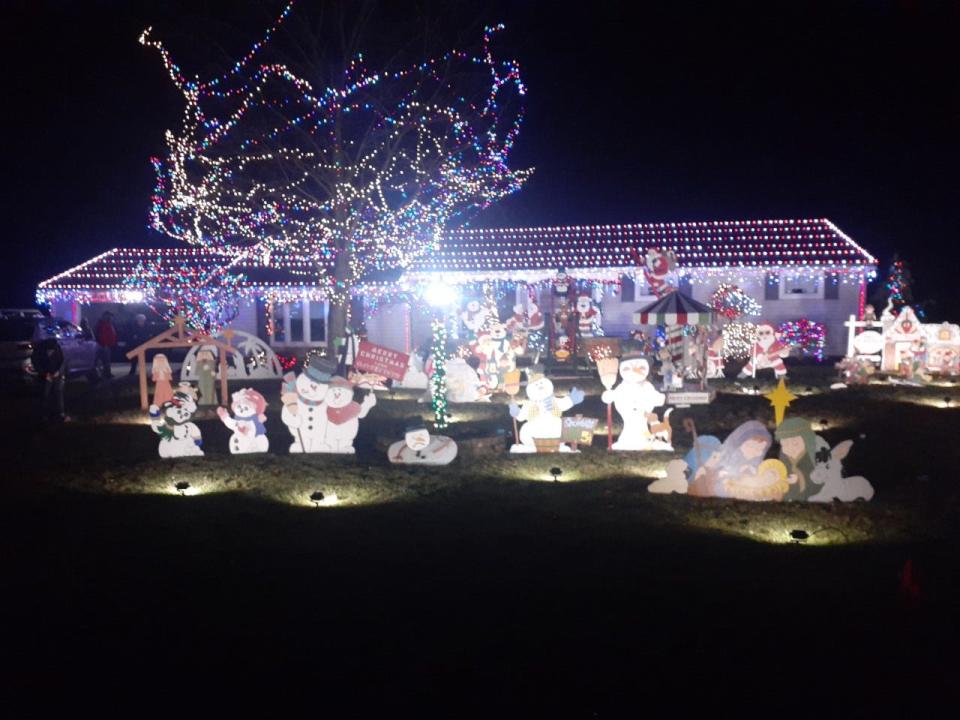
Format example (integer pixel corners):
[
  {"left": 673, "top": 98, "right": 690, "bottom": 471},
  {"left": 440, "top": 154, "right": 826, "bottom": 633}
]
[
  {"left": 142, "top": 1, "right": 530, "bottom": 343},
  {"left": 884, "top": 255, "right": 915, "bottom": 316}
]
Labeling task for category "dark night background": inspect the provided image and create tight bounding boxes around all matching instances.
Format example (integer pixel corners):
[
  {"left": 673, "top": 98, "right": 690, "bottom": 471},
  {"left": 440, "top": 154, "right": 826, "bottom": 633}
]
[{"left": 3, "top": 0, "right": 958, "bottom": 317}]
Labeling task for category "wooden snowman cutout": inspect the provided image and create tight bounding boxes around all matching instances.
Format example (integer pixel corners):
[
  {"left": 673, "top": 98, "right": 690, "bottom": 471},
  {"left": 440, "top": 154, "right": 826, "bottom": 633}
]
[
  {"left": 217, "top": 387, "right": 269, "bottom": 454},
  {"left": 322, "top": 376, "right": 376, "bottom": 454},
  {"left": 388, "top": 420, "right": 458, "bottom": 465},
  {"left": 149, "top": 383, "right": 204, "bottom": 458},
  {"left": 509, "top": 366, "right": 585, "bottom": 453}
]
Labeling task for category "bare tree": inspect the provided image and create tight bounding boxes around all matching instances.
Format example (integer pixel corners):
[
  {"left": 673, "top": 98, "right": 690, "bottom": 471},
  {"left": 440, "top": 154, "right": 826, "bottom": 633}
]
[{"left": 141, "top": 0, "right": 531, "bottom": 343}]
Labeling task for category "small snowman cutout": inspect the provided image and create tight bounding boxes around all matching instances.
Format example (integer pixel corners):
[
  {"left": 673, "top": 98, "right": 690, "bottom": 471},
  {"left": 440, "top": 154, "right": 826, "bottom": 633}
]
[
  {"left": 322, "top": 376, "right": 377, "bottom": 454},
  {"left": 149, "top": 383, "right": 204, "bottom": 458},
  {"left": 217, "top": 387, "right": 269, "bottom": 454}
]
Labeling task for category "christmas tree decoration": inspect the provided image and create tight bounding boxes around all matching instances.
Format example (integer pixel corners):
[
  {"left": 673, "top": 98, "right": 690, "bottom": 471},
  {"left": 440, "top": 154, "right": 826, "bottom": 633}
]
[
  {"left": 777, "top": 319, "right": 826, "bottom": 362},
  {"left": 721, "top": 322, "right": 758, "bottom": 360},
  {"left": 142, "top": 0, "right": 531, "bottom": 332},
  {"left": 884, "top": 256, "right": 916, "bottom": 317},
  {"left": 429, "top": 318, "right": 451, "bottom": 429}
]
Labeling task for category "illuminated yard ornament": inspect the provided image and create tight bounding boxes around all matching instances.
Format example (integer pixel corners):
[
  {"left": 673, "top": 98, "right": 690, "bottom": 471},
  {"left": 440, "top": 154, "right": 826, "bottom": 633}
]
[
  {"left": 217, "top": 388, "right": 269, "bottom": 454},
  {"left": 142, "top": 3, "right": 530, "bottom": 340},
  {"left": 509, "top": 366, "right": 585, "bottom": 453},
  {"left": 764, "top": 379, "right": 797, "bottom": 427},
  {"left": 808, "top": 440, "right": 874, "bottom": 503},
  {"left": 280, "top": 362, "right": 336, "bottom": 453},
  {"left": 881, "top": 306, "right": 924, "bottom": 372},
  {"left": 388, "top": 420, "right": 457, "bottom": 466},
  {"left": 595, "top": 355, "right": 620, "bottom": 450},
  {"left": 442, "top": 357, "right": 484, "bottom": 403},
  {"left": 926, "top": 323, "right": 960, "bottom": 376},
  {"left": 740, "top": 322, "right": 789, "bottom": 378},
  {"left": 149, "top": 383, "right": 204, "bottom": 458},
  {"left": 633, "top": 289, "right": 712, "bottom": 383},
  {"left": 575, "top": 293, "right": 602, "bottom": 338},
  {"left": 182, "top": 330, "right": 283, "bottom": 381},
  {"left": 600, "top": 355, "right": 673, "bottom": 451}
]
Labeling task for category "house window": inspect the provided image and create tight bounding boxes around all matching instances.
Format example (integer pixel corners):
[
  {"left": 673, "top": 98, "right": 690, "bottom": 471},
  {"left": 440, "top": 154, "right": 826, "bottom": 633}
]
[
  {"left": 620, "top": 275, "right": 636, "bottom": 303},
  {"left": 779, "top": 274, "right": 823, "bottom": 299},
  {"left": 269, "top": 300, "right": 328, "bottom": 346}
]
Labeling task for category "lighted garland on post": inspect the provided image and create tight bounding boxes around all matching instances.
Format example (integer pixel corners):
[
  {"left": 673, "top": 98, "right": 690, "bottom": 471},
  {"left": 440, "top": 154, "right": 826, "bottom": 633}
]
[{"left": 429, "top": 318, "right": 451, "bottom": 429}]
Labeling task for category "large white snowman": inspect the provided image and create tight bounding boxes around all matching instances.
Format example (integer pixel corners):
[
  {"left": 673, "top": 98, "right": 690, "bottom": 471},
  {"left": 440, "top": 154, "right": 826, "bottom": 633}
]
[
  {"left": 509, "top": 367, "right": 584, "bottom": 453},
  {"left": 281, "top": 364, "right": 334, "bottom": 453},
  {"left": 601, "top": 356, "right": 671, "bottom": 451}
]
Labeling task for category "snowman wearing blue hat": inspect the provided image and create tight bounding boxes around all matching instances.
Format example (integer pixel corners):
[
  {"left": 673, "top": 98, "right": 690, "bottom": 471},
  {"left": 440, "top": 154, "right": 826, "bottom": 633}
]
[{"left": 280, "top": 358, "right": 337, "bottom": 453}]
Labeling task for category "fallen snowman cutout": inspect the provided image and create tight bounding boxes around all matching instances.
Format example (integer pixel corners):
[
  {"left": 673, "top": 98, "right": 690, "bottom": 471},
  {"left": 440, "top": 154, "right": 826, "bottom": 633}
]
[{"left": 388, "top": 419, "right": 458, "bottom": 465}]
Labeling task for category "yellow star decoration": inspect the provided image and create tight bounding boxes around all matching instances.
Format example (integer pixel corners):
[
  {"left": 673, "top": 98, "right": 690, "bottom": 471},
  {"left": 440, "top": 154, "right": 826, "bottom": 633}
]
[{"left": 765, "top": 378, "right": 797, "bottom": 427}]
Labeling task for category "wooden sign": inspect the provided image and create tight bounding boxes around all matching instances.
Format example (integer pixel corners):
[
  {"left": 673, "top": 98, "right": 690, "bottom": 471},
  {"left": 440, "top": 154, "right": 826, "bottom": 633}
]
[
  {"left": 561, "top": 415, "right": 599, "bottom": 445},
  {"left": 666, "top": 390, "right": 716, "bottom": 407},
  {"left": 353, "top": 341, "right": 410, "bottom": 381}
]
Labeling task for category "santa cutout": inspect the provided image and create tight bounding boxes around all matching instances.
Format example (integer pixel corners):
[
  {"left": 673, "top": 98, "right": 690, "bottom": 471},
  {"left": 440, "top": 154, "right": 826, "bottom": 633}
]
[
  {"left": 740, "top": 322, "right": 790, "bottom": 378},
  {"left": 576, "top": 294, "right": 602, "bottom": 338},
  {"left": 642, "top": 248, "right": 677, "bottom": 297}
]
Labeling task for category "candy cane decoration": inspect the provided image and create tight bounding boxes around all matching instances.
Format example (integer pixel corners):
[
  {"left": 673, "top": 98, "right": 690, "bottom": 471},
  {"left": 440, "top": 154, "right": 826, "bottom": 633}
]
[{"left": 641, "top": 247, "right": 684, "bottom": 368}]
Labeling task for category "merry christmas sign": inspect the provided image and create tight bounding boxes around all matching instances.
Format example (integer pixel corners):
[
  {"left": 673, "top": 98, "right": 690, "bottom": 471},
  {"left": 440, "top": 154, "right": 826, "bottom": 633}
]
[{"left": 353, "top": 341, "right": 410, "bottom": 381}]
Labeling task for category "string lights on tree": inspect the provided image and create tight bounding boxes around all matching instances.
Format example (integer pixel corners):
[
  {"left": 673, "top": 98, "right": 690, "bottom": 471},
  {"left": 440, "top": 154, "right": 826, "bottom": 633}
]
[
  {"left": 142, "top": 0, "right": 531, "bottom": 343},
  {"left": 125, "top": 254, "right": 248, "bottom": 332},
  {"left": 710, "top": 283, "right": 761, "bottom": 320},
  {"left": 884, "top": 255, "right": 917, "bottom": 317},
  {"left": 777, "top": 319, "right": 826, "bottom": 362}
]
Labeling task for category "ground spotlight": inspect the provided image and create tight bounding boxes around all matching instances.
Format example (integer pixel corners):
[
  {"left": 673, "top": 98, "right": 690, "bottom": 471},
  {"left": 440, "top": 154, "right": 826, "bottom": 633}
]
[
  {"left": 174, "top": 481, "right": 190, "bottom": 496},
  {"left": 309, "top": 490, "right": 339, "bottom": 507},
  {"left": 549, "top": 467, "right": 563, "bottom": 482},
  {"left": 789, "top": 529, "right": 809, "bottom": 544}
]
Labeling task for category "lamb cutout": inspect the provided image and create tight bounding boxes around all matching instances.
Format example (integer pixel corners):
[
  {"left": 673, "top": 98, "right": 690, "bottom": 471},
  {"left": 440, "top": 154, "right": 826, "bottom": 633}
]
[{"left": 808, "top": 439, "right": 874, "bottom": 503}]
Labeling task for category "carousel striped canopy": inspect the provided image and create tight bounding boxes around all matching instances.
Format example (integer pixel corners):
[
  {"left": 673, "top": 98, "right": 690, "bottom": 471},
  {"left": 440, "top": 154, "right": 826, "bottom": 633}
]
[{"left": 633, "top": 291, "right": 713, "bottom": 326}]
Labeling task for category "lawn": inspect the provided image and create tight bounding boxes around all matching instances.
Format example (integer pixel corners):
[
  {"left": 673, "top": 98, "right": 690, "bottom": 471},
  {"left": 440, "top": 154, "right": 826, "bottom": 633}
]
[{"left": 2, "top": 367, "right": 959, "bottom": 712}]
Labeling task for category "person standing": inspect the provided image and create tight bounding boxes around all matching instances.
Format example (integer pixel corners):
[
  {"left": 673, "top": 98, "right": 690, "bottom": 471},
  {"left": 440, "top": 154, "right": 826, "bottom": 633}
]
[
  {"left": 128, "top": 313, "right": 149, "bottom": 376},
  {"left": 94, "top": 311, "right": 117, "bottom": 378},
  {"left": 31, "top": 338, "right": 68, "bottom": 423}
]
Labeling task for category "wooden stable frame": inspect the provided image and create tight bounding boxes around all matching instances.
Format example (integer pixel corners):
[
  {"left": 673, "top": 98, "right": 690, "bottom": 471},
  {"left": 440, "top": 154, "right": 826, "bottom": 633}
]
[{"left": 126, "top": 316, "right": 236, "bottom": 410}]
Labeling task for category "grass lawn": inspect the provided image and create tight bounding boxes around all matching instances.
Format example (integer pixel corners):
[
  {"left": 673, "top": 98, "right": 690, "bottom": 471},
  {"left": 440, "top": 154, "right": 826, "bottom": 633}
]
[{"left": 2, "top": 366, "right": 959, "bottom": 713}]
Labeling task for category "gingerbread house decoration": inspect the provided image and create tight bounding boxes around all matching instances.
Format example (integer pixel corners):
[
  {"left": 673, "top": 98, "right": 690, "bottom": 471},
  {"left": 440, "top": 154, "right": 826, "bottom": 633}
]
[
  {"left": 925, "top": 322, "right": 960, "bottom": 376},
  {"left": 881, "top": 307, "right": 923, "bottom": 372}
]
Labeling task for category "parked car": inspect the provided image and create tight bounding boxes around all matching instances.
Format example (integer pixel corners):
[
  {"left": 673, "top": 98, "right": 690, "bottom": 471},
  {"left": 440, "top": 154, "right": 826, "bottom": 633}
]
[{"left": 0, "top": 312, "right": 105, "bottom": 382}]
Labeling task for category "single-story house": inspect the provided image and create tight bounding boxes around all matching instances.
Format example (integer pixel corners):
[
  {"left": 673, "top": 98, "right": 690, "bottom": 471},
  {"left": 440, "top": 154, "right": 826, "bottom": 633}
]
[{"left": 37, "top": 217, "right": 876, "bottom": 358}]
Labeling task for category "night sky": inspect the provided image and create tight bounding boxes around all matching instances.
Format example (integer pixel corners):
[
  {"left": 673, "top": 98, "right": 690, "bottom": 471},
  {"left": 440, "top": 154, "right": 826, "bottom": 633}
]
[{"left": 3, "top": 0, "right": 958, "bottom": 317}]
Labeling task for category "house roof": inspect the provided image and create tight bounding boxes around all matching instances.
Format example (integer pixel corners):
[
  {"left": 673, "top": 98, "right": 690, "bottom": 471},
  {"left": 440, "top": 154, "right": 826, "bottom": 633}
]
[{"left": 38, "top": 218, "right": 875, "bottom": 295}]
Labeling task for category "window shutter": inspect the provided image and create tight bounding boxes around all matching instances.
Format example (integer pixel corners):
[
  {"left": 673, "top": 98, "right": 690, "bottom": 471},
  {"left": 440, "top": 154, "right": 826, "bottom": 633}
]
[
  {"left": 824, "top": 272, "right": 839, "bottom": 300},
  {"left": 255, "top": 299, "right": 268, "bottom": 338},
  {"left": 764, "top": 273, "right": 780, "bottom": 301},
  {"left": 620, "top": 275, "right": 635, "bottom": 302}
]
